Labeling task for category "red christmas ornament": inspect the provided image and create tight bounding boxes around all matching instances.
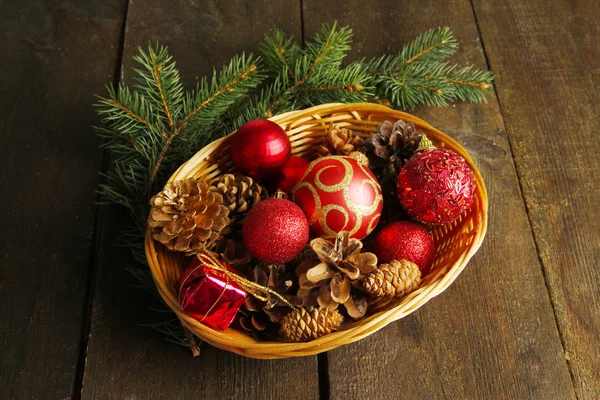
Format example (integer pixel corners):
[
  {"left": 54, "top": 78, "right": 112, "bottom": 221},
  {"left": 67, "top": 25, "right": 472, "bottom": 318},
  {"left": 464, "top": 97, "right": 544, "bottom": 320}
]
[
  {"left": 266, "top": 155, "right": 310, "bottom": 193},
  {"left": 292, "top": 156, "right": 383, "bottom": 240},
  {"left": 371, "top": 221, "right": 436, "bottom": 274},
  {"left": 242, "top": 197, "right": 309, "bottom": 264},
  {"left": 230, "top": 119, "right": 292, "bottom": 179},
  {"left": 176, "top": 252, "right": 247, "bottom": 331},
  {"left": 398, "top": 148, "right": 475, "bottom": 225}
]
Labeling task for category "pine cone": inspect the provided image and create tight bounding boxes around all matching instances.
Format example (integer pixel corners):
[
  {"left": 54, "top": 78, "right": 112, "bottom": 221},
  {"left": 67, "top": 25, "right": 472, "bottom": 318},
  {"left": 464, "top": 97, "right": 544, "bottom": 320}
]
[
  {"left": 148, "top": 178, "right": 230, "bottom": 254},
  {"left": 364, "top": 119, "right": 423, "bottom": 173},
  {"left": 317, "top": 124, "right": 365, "bottom": 157},
  {"left": 362, "top": 259, "right": 422, "bottom": 298},
  {"left": 238, "top": 264, "right": 300, "bottom": 341},
  {"left": 210, "top": 174, "right": 268, "bottom": 223},
  {"left": 280, "top": 307, "right": 343, "bottom": 342},
  {"left": 297, "top": 232, "right": 376, "bottom": 320}
]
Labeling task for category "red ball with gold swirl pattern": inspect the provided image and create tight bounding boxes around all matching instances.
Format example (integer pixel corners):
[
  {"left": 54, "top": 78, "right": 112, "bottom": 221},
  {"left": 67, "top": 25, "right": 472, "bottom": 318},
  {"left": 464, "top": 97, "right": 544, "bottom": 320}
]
[{"left": 291, "top": 156, "right": 383, "bottom": 240}]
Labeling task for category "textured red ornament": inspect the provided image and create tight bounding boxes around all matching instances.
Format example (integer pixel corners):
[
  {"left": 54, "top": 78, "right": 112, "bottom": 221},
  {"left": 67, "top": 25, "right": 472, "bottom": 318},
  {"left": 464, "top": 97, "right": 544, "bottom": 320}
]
[
  {"left": 242, "top": 198, "right": 309, "bottom": 264},
  {"left": 398, "top": 149, "right": 475, "bottom": 225},
  {"left": 176, "top": 254, "right": 247, "bottom": 331},
  {"left": 230, "top": 119, "right": 292, "bottom": 179},
  {"left": 292, "top": 156, "right": 383, "bottom": 240},
  {"left": 371, "top": 221, "right": 436, "bottom": 274},
  {"left": 265, "top": 155, "right": 310, "bottom": 193}
]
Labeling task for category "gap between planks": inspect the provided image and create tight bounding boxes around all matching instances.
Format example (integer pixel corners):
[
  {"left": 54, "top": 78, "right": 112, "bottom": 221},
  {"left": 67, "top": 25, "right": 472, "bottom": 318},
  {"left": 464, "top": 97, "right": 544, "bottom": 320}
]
[{"left": 71, "top": 1, "right": 132, "bottom": 399}]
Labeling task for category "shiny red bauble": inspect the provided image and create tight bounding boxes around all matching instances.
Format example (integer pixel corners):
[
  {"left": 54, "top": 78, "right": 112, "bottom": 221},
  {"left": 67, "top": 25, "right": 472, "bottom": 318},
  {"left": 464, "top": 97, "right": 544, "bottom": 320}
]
[
  {"left": 292, "top": 156, "right": 383, "bottom": 240},
  {"left": 230, "top": 119, "right": 292, "bottom": 179},
  {"left": 371, "top": 221, "right": 435, "bottom": 274},
  {"left": 242, "top": 198, "right": 309, "bottom": 264},
  {"left": 398, "top": 149, "right": 475, "bottom": 225},
  {"left": 266, "top": 155, "right": 310, "bottom": 193}
]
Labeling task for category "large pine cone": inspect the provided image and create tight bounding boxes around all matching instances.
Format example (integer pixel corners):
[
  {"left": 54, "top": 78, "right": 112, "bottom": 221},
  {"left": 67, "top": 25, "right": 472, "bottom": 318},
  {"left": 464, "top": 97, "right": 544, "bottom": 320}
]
[
  {"left": 317, "top": 124, "right": 365, "bottom": 157},
  {"left": 280, "top": 307, "right": 343, "bottom": 342},
  {"left": 148, "top": 178, "right": 230, "bottom": 254},
  {"left": 210, "top": 174, "right": 268, "bottom": 223},
  {"left": 362, "top": 259, "right": 422, "bottom": 298}
]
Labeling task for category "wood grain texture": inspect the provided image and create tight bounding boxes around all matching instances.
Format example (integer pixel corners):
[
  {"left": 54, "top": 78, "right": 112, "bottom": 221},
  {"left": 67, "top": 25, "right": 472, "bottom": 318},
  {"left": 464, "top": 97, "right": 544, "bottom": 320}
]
[
  {"left": 0, "top": 0, "right": 126, "bottom": 399},
  {"left": 471, "top": 0, "right": 600, "bottom": 397},
  {"left": 81, "top": 1, "right": 320, "bottom": 399},
  {"left": 302, "top": 0, "right": 576, "bottom": 398}
]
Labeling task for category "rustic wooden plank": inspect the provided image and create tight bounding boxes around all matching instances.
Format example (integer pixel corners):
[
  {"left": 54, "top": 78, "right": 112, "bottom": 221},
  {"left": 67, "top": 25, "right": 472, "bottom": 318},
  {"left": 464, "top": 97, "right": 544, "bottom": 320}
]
[
  {"left": 81, "top": 1, "right": 321, "bottom": 399},
  {"left": 471, "top": 0, "right": 600, "bottom": 397},
  {"left": 0, "top": 0, "right": 127, "bottom": 399},
  {"left": 302, "top": 0, "right": 576, "bottom": 398}
]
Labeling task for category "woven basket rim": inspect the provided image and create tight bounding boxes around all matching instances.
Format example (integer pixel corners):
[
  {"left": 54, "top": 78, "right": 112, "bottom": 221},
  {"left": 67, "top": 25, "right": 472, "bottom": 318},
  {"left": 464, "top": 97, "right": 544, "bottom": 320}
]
[{"left": 145, "top": 102, "right": 488, "bottom": 359}]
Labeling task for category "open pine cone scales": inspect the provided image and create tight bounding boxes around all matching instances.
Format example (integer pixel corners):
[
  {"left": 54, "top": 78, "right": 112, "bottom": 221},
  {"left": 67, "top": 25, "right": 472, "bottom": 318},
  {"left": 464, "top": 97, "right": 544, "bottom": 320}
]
[
  {"left": 362, "top": 119, "right": 424, "bottom": 178},
  {"left": 318, "top": 124, "right": 365, "bottom": 157},
  {"left": 148, "top": 178, "right": 230, "bottom": 254},
  {"left": 298, "top": 232, "right": 376, "bottom": 320},
  {"left": 210, "top": 174, "right": 268, "bottom": 223},
  {"left": 280, "top": 306, "right": 344, "bottom": 342},
  {"left": 362, "top": 259, "right": 422, "bottom": 298}
]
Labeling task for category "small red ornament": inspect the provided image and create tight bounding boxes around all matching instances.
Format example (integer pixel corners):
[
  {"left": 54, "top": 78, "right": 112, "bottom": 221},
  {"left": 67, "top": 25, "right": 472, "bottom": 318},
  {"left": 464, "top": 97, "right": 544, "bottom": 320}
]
[
  {"left": 266, "top": 155, "right": 310, "bottom": 193},
  {"left": 230, "top": 119, "right": 292, "bottom": 179},
  {"left": 398, "top": 147, "right": 475, "bottom": 225},
  {"left": 371, "top": 221, "right": 436, "bottom": 274},
  {"left": 243, "top": 197, "right": 309, "bottom": 264},
  {"left": 176, "top": 253, "right": 247, "bottom": 331},
  {"left": 292, "top": 156, "right": 383, "bottom": 240}
]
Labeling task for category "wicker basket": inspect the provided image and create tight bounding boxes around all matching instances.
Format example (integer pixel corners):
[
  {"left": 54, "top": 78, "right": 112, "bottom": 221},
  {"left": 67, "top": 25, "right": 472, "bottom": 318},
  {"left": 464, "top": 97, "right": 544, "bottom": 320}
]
[{"left": 145, "top": 103, "right": 488, "bottom": 359}]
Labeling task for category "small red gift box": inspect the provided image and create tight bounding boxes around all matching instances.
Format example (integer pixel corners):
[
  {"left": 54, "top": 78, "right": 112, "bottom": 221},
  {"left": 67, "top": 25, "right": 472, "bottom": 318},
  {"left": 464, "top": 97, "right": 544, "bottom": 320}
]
[{"left": 176, "top": 252, "right": 247, "bottom": 331}]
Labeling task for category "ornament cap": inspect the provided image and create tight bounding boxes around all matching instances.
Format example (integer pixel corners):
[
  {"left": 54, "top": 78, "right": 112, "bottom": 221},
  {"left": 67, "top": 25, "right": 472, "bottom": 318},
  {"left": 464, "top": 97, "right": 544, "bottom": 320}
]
[{"left": 417, "top": 135, "right": 436, "bottom": 152}]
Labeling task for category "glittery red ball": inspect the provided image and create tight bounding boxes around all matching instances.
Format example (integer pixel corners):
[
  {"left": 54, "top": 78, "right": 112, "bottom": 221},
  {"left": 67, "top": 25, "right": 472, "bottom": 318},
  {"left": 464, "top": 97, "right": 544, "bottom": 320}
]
[
  {"left": 230, "top": 119, "right": 292, "bottom": 179},
  {"left": 397, "top": 149, "right": 475, "bottom": 225},
  {"left": 371, "top": 221, "right": 436, "bottom": 274},
  {"left": 242, "top": 198, "right": 309, "bottom": 264},
  {"left": 292, "top": 156, "right": 383, "bottom": 240}
]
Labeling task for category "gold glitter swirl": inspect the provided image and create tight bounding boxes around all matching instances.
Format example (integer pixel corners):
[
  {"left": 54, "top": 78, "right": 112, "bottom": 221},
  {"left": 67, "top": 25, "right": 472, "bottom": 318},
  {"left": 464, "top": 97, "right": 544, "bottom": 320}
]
[
  {"left": 319, "top": 204, "right": 350, "bottom": 238},
  {"left": 291, "top": 182, "right": 321, "bottom": 225},
  {"left": 314, "top": 158, "right": 353, "bottom": 192},
  {"left": 293, "top": 156, "right": 384, "bottom": 239},
  {"left": 344, "top": 179, "right": 382, "bottom": 216},
  {"left": 366, "top": 213, "right": 381, "bottom": 235}
]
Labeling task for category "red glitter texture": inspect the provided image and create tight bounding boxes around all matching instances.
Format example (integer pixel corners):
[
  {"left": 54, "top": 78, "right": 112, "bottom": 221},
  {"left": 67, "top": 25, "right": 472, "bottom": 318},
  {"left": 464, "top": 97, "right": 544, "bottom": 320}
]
[
  {"left": 397, "top": 149, "right": 475, "bottom": 225},
  {"left": 242, "top": 198, "right": 309, "bottom": 264},
  {"left": 292, "top": 156, "right": 383, "bottom": 240},
  {"left": 371, "top": 221, "right": 436, "bottom": 274},
  {"left": 230, "top": 119, "right": 291, "bottom": 179}
]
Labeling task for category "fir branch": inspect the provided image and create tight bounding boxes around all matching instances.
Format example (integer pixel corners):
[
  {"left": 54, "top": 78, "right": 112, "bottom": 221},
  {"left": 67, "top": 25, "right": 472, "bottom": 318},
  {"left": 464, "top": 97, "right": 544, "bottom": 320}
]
[
  {"left": 133, "top": 45, "right": 184, "bottom": 130},
  {"left": 259, "top": 29, "right": 301, "bottom": 79},
  {"left": 399, "top": 26, "right": 457, "bottom": 65}
]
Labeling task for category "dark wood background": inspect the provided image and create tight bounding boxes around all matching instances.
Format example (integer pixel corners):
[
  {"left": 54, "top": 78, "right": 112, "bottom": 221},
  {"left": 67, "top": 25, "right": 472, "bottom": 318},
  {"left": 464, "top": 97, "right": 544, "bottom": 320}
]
[{"left": 1, "top": 0, "right": 599, "bottom": 399}]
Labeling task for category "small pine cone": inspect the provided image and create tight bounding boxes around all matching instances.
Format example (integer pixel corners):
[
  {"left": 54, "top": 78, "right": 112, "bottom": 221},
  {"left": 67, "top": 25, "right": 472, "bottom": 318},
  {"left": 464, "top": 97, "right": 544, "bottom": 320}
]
[
  {"left": 210, "top": 174, "right": 268, "bottom": 223},
  {"left": 362, "top": 260, "right": 422, "bottom": 298},
  {"left": 317, "top": 124, "right": 365, "bottom": 157},
  {"left": 148, "top": 178, "right": 230, "bottom": 254},
  {"left": 280, "top": 307, "right": 343, "bottom": 342}
]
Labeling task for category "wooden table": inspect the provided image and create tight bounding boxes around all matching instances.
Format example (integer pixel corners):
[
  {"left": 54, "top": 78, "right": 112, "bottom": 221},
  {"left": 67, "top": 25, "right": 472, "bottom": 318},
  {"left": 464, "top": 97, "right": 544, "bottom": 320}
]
[{"left": 2, "top": 0, "right": 599, "bottom": 398}]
